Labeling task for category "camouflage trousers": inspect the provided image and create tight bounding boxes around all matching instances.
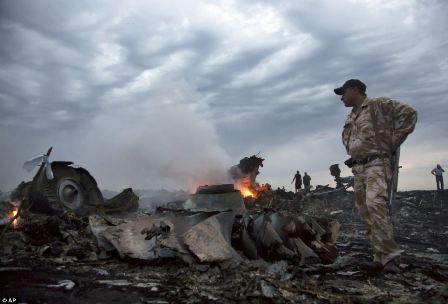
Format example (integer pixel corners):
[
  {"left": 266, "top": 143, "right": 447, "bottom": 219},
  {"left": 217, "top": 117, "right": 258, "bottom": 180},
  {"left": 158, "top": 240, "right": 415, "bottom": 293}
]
[{"left": 352, "top": 159, "right": 402, "bottom": 265}]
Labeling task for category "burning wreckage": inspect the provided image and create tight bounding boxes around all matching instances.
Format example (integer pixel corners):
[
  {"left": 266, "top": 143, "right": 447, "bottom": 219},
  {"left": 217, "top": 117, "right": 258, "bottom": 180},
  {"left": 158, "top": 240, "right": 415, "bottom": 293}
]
[
  {"left": 1, "top": 150, "right": 448, "bottom": 303},
  {"left": 1, "top": 149, "right": 340, "bottom": 267}
]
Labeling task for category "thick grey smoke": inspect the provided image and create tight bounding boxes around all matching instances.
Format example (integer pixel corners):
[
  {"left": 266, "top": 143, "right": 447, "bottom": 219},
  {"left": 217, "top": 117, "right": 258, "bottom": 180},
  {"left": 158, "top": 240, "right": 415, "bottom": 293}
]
[
  {"left": 76, "top": 81, "right": 234, "bottom": 191},
  {"left": 82, "top": 116, "right": 231, "bottom": 191},
  {"left": 0, "top": 81, "right": 233, "bottom": 192}
]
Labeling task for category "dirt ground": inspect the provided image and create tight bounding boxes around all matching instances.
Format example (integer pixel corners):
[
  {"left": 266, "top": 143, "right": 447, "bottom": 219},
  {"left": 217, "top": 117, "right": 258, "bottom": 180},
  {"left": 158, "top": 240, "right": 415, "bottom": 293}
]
[{"left": 1, "top": 189, "right": 447, "bottom": 303}]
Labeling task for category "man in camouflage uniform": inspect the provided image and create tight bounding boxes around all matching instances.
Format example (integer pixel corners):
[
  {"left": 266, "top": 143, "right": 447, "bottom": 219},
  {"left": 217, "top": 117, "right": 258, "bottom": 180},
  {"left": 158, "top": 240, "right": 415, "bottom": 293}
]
[{"left": 334, "top": 79, "right": 417, "bottom": 272}]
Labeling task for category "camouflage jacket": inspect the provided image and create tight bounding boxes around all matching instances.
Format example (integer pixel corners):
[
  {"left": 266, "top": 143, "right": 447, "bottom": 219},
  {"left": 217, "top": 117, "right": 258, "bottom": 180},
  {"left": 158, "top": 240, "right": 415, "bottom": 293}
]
[{"left": 342, "top": 97, "right": 417, "bottom": 159}]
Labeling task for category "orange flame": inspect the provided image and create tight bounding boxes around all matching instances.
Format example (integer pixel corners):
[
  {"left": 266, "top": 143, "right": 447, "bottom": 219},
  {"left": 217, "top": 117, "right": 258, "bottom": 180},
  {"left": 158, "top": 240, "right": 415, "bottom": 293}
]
[
  {"left": 235, "top": 177, "right": 259, "bottom": 198},
  {"left": 241, "top": 187, "right": 256, "bottom": 198},
  {"left": 9, "top": 207, "right": 19, "bottom": 229}
]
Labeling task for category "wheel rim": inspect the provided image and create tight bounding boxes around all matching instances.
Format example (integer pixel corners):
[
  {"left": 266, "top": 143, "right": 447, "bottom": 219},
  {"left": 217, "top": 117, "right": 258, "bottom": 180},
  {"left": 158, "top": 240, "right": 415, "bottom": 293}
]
[{"left": 58, "top": 179, "right": 83, "bottom": 210}]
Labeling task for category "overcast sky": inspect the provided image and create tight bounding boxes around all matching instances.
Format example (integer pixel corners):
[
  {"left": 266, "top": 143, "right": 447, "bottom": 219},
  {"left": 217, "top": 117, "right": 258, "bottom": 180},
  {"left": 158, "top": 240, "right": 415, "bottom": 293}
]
[{"left": 1, "top": 0, "right": 447, "bottom": 192}]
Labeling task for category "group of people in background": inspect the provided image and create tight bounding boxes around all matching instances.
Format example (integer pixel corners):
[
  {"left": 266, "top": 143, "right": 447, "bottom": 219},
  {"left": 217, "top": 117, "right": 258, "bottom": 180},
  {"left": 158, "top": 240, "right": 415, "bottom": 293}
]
[
  {"left": 291, "top": 170, "right": 311, "bottom": 193},
  {"left": 289, "top": 165, "right": 445, "bottom": 193}
]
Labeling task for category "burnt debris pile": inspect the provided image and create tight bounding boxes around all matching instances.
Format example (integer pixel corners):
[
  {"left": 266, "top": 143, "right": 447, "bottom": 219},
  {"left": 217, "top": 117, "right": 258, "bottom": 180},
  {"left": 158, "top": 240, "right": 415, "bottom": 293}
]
[
  {"left": 1, "top": 184, "right": 340, "bottom": 267},
  {"left": 1, "top": 149, "right": 447, "bottom": 303},
  {"left": 1, "top": 185, "right": 447, "bottom": 303}
]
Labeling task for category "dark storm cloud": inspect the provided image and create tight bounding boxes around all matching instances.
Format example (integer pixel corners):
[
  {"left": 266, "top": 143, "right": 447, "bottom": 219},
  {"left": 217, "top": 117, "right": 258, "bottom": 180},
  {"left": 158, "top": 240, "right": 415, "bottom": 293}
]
[
  {"left": 0, "top": 0, "right": 447, "bottom": 191},
  {"left": 214, "top": 1, "right": 448, "bottom": 148}
]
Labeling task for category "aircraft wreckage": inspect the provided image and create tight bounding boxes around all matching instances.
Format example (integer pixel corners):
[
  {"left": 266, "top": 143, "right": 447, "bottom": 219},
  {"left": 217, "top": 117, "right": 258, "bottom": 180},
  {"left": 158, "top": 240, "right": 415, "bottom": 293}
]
[
  {"left": 89, "top": 184, "right": 340, "bottom": 265},
  {"left": 11, "top": 147, "right": 138, "bottom": 216},
  {"left": 1, "top": 150, "right": 447, "bottom": 303},
  {"left": 2, "top": 149, "right": 340, "bottom": 266}
]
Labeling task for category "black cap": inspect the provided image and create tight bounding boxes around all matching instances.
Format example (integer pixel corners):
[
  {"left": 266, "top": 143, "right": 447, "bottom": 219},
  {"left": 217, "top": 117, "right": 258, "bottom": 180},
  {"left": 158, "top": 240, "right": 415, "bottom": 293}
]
[{"left": 334, "top": 79, "right": 367, "bottom": 95}]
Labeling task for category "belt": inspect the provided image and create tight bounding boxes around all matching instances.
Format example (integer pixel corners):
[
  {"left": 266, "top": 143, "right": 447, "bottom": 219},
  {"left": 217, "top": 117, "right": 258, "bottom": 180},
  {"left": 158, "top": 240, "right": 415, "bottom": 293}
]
[{"left": 352, "top": 154, "right": 389, "bottom": 166}]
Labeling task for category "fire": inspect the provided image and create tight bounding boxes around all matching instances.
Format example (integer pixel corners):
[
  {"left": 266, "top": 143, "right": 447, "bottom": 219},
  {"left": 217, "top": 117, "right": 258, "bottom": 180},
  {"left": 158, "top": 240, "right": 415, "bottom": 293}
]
[
  {"left": 235, "top": 177, "right": 259, "bottom": 198},
  {"left": 241, "top": 187, "right": 256, "bottom": 198},
  {"left": 9, "top": 207, "right": 19, "bottom": 229}
]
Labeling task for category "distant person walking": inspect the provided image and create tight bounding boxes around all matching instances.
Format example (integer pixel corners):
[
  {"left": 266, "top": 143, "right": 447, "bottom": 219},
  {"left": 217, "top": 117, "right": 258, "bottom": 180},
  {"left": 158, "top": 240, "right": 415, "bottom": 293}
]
[
  {"left": 431, "top": 164, "right": 445, "bottom": 190},
  {"left": 303, "top": 172, "right": 311, "bottom": 190},
  {"left": 291, "top": 171, "right": 302, "bottom": 193}
]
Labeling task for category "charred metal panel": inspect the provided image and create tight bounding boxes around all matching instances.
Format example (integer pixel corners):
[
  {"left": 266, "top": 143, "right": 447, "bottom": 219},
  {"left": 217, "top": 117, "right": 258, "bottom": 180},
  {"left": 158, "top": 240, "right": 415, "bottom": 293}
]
[
  {"left": 183, "top": 211, "right": 242, "bottom": 263},
  {"left": 184, "top": 191, "right": 246, "bottom": 215}
]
